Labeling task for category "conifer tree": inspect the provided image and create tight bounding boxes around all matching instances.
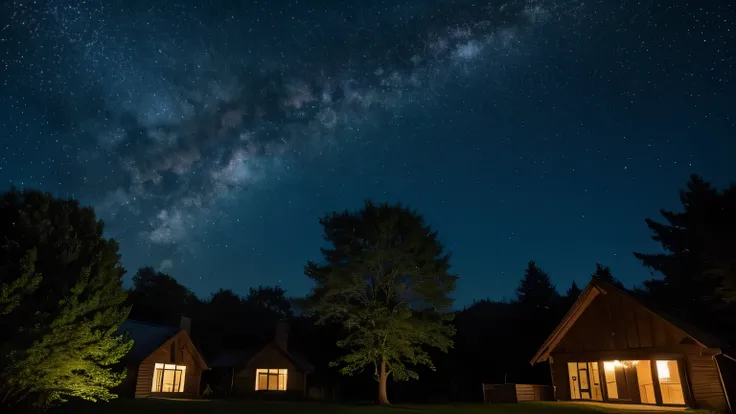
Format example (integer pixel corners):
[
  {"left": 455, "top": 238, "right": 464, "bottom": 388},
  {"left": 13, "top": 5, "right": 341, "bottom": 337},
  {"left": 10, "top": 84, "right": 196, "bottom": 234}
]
[
  {"left": 591, "top": 263, "right": 624, "bottom": 289},
  {"left": 515, "top": 261, "right": 559, "bottom": 311}
]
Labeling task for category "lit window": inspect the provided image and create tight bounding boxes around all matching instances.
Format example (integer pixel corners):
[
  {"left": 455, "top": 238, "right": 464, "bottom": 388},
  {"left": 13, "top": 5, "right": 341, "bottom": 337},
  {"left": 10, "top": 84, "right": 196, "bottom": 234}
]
[
  {"left": 656, "top": 360, "right": 670, "bottom": 380},
  {"left": 255, "top": 368, "right": 288, "bottom": 391},
  {"left": 656, "top": 360, "right": 685, "bottom": 405},
  {"left": 151, "top": 363, "right": 187, "bottom": 393}
]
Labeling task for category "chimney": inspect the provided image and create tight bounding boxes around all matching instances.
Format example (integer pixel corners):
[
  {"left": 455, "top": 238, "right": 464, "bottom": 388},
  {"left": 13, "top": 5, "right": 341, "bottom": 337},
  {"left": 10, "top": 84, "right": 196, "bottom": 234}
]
[
  {"left": 275, "top": 321, "right": 289, "bottom": 350},
  {"left": 180, "top": 316, "right": 192, "bottom": 336}
]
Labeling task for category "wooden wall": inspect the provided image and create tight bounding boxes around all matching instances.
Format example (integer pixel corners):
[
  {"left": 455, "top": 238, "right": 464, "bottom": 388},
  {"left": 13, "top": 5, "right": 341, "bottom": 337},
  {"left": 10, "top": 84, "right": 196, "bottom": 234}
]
[
  {"left": 556, "top": 289, "right": 687, "bottom": 353},
  {"left": 685, "top": 348, "right": 728, "bottom": 411},
  {"left": 515, "top": 384, "right": 554, "bottom": 402},
  {"left": 481, "top": 384, "right": 553, "bottom": 403},
  {"left": 135, "top": 332, "right": 203, "bottom": 398},
  {"left": 548, "top": 288, "right": 729, "bottom": 412},
  {"left": 232, "top": 343, "right": 306, "bottom": 397},
  {"left": 549, "top": 359, "right": 569, "bottom": 401}
]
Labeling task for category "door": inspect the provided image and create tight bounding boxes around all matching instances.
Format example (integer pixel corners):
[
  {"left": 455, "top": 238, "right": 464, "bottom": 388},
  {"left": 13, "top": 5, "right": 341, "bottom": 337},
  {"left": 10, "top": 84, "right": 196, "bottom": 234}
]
[
  {"left": 614, "top": 364, "right": 631, "bottom": 401},
  {"left": 578, "top": 362, "right": 591, "bottom": 399},
  {"left": 612, "top": 362, "right": 642, "bottom": 403}
]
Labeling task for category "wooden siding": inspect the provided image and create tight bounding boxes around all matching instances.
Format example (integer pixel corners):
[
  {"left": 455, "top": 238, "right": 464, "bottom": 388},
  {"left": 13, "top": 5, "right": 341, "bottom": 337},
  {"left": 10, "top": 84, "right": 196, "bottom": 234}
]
[
  {"left": 548, "top": 287, "right": 728, "bottom": 412},
  {"left": 232, "top": 343, "right": 306, "bottom": 397},
  {"left": 481, "top": 384, "right": 553, "bottom": 403},
  {"left": 515, "top": 384, "right": 554, "bottom": 402},
  {"left": 549, "top": 358, "right": 570, "bottom": 401},
  {"left": 134, "top": 331, "right": 204, "bottom": 399},
  {"left": 685, "top": 349, "right": 728, "bottom": 411},
  {"left": 556, "top": 289, "right": 687, "bottom": 354}
]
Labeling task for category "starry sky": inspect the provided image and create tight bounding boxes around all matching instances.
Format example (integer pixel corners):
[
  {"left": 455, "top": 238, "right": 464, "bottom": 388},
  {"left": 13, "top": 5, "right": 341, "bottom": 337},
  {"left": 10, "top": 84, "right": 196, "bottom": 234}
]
[{"left": 1, "top": 0, "right": 734, "bottom": 305}]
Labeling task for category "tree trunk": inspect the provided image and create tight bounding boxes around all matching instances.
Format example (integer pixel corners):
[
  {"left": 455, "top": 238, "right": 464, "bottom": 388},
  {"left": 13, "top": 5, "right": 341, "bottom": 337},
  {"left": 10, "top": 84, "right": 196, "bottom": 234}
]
[{"left": 378, "top": 360, "right": 390, "bottom": 405}]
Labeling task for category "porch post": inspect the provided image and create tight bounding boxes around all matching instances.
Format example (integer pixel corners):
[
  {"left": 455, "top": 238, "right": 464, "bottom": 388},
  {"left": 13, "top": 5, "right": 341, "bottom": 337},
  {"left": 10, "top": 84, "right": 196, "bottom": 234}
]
[
  {"left": 677, "top": 357, "right": 694, "bottom": 408},
  {"left": 597, "top": 361, "right": 608, "bottom": 401},
  {"left": 650, "top": 360, "right": 663, "bottom": 405}
]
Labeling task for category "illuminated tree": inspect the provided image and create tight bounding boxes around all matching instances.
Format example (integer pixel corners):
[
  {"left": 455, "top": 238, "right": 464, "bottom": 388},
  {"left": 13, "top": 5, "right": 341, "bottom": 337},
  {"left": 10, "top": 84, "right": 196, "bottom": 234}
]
[
  {"left": 302, "top": 201, "right": 457, "bottom": 404},
  {"left": 0, "top": 189, "right": 132, "bottom": 408}
]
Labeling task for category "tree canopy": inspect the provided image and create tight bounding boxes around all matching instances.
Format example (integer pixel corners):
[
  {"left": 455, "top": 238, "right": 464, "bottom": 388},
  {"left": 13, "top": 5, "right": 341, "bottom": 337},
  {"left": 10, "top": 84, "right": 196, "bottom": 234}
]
[
  {"left": 591, "top": 263, "right": 624, "bottom": 289},
  {"left": 0, "top": 189, "right": 132, "bottom": 409},
  {"left": 302, "top": 201, "right": 457, "bottom": 404},
  {"left": 634, "top": 175, "right": 736, "bottom": 341},
  {"left": 515, "top": 260, "right": 560, "bottom": 311},
  {"left": 127, "top": 267, "right": 199, "bottom": 326}
]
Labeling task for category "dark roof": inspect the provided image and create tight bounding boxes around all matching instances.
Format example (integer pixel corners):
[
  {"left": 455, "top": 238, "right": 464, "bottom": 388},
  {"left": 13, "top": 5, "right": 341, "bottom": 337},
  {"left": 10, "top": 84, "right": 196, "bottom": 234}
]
[
  {"left": 209, "top": 343, "right": 314, "bottom": 373},
  {"left": 287, "top": 350, "right": 315, "bottom": 373},
  {"left": 208, "top": 349, "right": 256, "bottom": 368},
  {"left": 531, "top": 277, "right": 729, "bottom": 364},
  {"left": 118, "top": 319, "right": 179, "bottom": 362}
]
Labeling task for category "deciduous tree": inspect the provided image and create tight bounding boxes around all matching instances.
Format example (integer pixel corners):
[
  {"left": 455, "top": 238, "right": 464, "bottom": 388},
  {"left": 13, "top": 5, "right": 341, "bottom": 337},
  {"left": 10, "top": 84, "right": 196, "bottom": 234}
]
[
  {"left": 302, "top": 201, "right": 457, "bottom": 404},
  {"left": 0, "top": 189, "right": 132, "bottom": 409}
]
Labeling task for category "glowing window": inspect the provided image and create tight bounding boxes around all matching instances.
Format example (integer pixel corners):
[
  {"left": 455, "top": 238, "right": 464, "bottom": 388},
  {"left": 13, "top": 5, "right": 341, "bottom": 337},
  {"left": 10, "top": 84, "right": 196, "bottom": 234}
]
[
  {"left": 656, "top": 360, "right": 685, "bottom": 405},
  {"left": 656, "top": 360, "right": 670, "bottom": 379},
  {"left": 151, "top": 363, "right": 186, "bottom": 393},
  {"left": 602, "top": 361, "right": 618, "bottom": 399},
  {"left": 255, "top": 368, "right": 288, "bottom": 391}
]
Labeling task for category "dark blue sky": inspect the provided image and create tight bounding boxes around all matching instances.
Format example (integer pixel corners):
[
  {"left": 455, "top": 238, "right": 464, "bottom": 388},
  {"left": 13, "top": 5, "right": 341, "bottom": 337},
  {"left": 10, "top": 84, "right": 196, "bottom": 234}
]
[{"left": 1, "top": 0, "right": 734, "bottom": 306}]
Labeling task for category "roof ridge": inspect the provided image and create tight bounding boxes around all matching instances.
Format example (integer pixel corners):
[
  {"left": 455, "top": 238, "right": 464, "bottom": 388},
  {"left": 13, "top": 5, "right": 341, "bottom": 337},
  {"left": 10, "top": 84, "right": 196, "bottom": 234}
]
[{"left": 123, "top": 318, "right": 179, "bottom": 330}]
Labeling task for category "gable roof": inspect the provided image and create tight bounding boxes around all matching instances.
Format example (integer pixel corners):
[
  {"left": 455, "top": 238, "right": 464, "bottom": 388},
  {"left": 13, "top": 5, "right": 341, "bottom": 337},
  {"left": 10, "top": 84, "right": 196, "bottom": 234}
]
[
  {"left": 118, "top": 319, "right": 209, "bottom": 370},
  {"left": 530, "top": 277, "right": 728, "bottom": 365},
  {"left": 209, "top": 342, "right": 314, "bottom": 373},
  {"left": 119, "top": 319, "right": 178, "bottom": 361}
]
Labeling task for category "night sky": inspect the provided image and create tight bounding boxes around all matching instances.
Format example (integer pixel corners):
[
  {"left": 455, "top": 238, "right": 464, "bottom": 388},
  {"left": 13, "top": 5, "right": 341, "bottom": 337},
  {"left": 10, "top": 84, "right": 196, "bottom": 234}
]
[{"left": 1, "top": 0, "right": 734, "bottom": 306}]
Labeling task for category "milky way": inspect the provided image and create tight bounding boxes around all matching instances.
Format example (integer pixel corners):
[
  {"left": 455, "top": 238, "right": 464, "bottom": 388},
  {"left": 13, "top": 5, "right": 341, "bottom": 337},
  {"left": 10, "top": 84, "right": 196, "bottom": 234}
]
[
  {"left": 2, "top": 0, "right": 733, "bottom": 300},
  {"left": 3, "top": 0, "right": 574, "bottom": 247}
]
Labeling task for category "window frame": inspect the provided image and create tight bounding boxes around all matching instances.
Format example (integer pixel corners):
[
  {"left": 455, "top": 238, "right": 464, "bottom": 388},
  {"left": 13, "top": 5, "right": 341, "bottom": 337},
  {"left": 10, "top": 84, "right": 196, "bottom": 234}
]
[
  {"left": 151, "top": 363, "right": 187, "bottom": 393},
  {"left": 255, "top": 368, "right": 288, "bottom": 391}
]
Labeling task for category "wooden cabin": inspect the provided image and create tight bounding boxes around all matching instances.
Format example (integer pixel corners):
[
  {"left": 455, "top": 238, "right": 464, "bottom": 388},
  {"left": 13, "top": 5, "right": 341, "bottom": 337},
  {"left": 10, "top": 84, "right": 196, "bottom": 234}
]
[
  {"left": 531, "top": 278, "right": 735, "bottom": 412},
  {"left": 118, "top": 317, "right": 209, "bottom": 398},
  {"left": 208, "top": 322, "right": 314, "bottom": 398}
]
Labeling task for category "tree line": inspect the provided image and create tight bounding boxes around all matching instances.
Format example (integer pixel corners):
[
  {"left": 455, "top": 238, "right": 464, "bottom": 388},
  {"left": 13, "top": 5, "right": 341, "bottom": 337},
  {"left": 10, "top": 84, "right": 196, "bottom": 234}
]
[{"left": 0, "top": 174, "right": 733, "bottom": 409}]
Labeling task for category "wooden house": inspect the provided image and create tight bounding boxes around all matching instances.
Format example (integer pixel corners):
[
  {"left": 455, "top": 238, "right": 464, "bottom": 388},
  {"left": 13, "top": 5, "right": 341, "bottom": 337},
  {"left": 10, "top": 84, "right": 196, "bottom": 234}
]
[
  {"left": 208, "top": 322, "right": 314, "bottom": 398},
  {"left": 531, "top": 278, "right": 735, "bottom": 412},
  {"left": 118, "top": 317, "right": 209, "bottom": 398}
]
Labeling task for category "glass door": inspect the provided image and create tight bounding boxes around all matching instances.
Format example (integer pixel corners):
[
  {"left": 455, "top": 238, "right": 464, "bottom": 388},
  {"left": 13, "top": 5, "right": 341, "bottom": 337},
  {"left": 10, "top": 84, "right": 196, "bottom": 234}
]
[
  {"left": 568, "top": 362, "right": 603, "bottom": 401},
  {"left": 578, "top": 362, "right": 591, "bottom": 399}
]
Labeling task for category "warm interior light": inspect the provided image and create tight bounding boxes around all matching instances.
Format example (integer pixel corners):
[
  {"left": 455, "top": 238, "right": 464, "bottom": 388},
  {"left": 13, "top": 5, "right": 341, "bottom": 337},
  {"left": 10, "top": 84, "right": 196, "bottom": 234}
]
[
  {"left": 656, "top": 360, "right": 671, "bottom": 380},
  {"left": 604, "top": 361, "right": 615, "bottom": 371},
  {"left": 151, "top": 363, "right": 186, "bottom": 392},
  {"left": 255, "top": 368, "right": 288, "bottom": 391}
]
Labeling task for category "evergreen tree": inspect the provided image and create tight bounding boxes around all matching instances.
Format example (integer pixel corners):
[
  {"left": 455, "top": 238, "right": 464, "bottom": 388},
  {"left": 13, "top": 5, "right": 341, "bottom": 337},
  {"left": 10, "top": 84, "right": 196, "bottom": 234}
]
[
  {"left": 566, "top": 281, "right": 582, "bottom": 301},
  {"left": 0, "top": 189, "right": 132, "bottom": 408},
  {"left": 515, "top": 261, "right": 560, "bottom": 311},
  {"left": 302, "top": 201, "right": 457, "bottom": 405},
  {"left": 634, "top": 175, "right": 736, "bottom": 340},
  {"left": 591, "top": 263, "right": 624, "bottom": 289}
]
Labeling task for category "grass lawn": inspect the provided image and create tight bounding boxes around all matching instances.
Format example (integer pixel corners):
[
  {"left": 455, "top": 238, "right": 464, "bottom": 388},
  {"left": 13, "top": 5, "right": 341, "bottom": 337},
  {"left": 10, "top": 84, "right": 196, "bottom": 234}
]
[{"left": 59, "top": 399, "right": 707, "bottom": 414}]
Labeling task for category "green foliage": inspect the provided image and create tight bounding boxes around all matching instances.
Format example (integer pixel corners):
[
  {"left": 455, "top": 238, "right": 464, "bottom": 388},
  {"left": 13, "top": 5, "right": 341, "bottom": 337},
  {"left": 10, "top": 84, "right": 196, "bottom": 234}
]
[
  {"left": 0, "top": 250, "right": 41, "bottom": 316},
  {"left": 0, "top": 189, "right": 132, "bottom": 409},
  {"left": 302, "top": 201, "right": 457, "bottom": 401}
]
